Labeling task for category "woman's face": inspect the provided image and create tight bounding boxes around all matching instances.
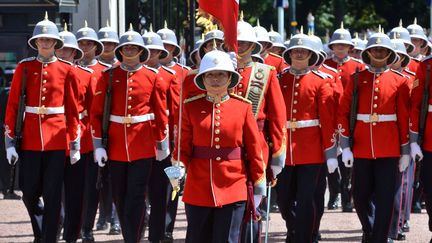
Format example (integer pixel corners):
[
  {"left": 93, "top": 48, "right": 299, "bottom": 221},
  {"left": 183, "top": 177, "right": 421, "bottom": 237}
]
[{"left": 203, "top": 71, "right": 231, "bottom": 93}]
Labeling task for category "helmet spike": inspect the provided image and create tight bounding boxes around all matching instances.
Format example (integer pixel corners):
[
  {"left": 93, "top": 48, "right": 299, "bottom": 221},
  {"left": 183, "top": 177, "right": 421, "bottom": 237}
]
[
  {"left": 214, "top": 24, "right": 218, "bottom": 30},
  {"left": 355, "top": 32, "right": 358, "bottom": 39},
  {"left": 341, "top": 21, "right": 344, "bottom": 29},
  {"left": 399, "top": 19, "right": 403, "bottom": 27},
  {"left": 106, "top": 19, "right": 110, "bottom": 27},
  {"left": 84, "top": 20, "right": 88, "bottom": 28},
  {"left": 257, "top": 18, "right": 260, "bottom": 27},
  {"left": 44, "top": 11, "right": 49, "bottom": 20},
  {"left": 378, "top": 24, "right": 381, "bottom": 33},
  {"left": 363, "top": 34, "right": 367, "bottom": 41},
  {"left": 270, "top": 24, "right": 274, "bottom": 32},
  {"left": 164, "top": 20, "right": 168, "bottom": 29},
  {"left": 64, "top": 22, "right": 68, "bottom": 32},
  {"left": 129, "top": 23, "right": 133, "bottom": 31},
  {"left": 414, "top": 17, "right": 417, "bottom": 25},
  {"left": 201, "top": 33, "right": 205, "bottom": 40},
  {"left": 308, "top": 28, "right": 312, "bottom": 36},
  {"left": 240, "top": 11, "right": 244, "bottom": 21},
  {"left": 290, "top": 34, "right": 293, "bottom": 39},
  {"left": 149, "top": 23, "right": 153, "bottom": 32},
  {"left": 300, "top": 25, "right": 304, "bottom": 34}
]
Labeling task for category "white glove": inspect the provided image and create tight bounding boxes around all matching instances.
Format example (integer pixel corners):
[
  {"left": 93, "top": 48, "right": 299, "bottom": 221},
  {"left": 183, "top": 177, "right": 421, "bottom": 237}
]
[
  {"left": 6, "top": 147, "right": 18, "bottom": 165},
  {"left": 410, "top": 142, "right": 423, "bottom": 161},
  {"left": 94, "top": 148, "right": 108, "bottom": 167},
  {"left": 70, "top": 150, "right": 81, "bottom": 165},
  {"left": 228, "top": 52, "right": 238, "bottom": 69},
  {"left": 399, "top": 154, "right": 411, "bottom": 172},
  {"left": 326, "top": 158, "right": 338, "bottom": 173},
  {"left": 253, "top": 195, "right": 262, "bottom": 209},
  {"left": 271, "top": 165, "right": 283, "bottom": 177},
  {"left": 342, "top": 148, "right": 354, "bottom": 168}
]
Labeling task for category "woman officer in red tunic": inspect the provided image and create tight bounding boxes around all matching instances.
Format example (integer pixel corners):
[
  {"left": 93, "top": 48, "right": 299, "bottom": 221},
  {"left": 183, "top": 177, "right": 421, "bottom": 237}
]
[{"left": 172, "top": 49, "right": 266, "bottom": 243}]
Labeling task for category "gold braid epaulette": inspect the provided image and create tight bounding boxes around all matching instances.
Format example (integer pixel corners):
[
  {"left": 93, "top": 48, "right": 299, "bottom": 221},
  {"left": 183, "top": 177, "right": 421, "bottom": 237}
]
[
  {"left": 230, "top": 93, "right": 252, "bottom": 104},
  {"left": 184, "top": 93, "right": 206, "bottom": 104}
]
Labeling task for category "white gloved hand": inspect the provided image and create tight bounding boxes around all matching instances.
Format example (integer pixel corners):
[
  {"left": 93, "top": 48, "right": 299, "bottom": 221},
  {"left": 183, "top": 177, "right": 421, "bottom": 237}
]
[
  {"left": 94, "top": 148, "right": 108, "bottom": 167},
  {"left": 326, "top": 158, "right": 339, "bottom": 173},
  {"left": 253, "top": 195, "right": 262, "bottom": 209},
  {"left": 228, "top": 52, "right": 238, "bottom": 69},
  {"left": 410, "top": 142, "right": 423, "bottom": 161},
  {"left": 271, "top": 165, "right": 283, "bottom": 177},
  {"left": 342, "top": 148, "right": 354, "bottom": 168},
  {"left": 6, "top": 147, "right": 18, "bottom": 165},
  {"left": 70, "top": 150, "right": 81, "bottom": 165},
  {"left": 399, "top": 154, "right": 411, "bottom": 172}
]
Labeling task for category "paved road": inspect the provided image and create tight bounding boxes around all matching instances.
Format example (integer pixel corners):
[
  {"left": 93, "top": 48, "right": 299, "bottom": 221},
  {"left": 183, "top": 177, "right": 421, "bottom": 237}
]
[{"left": 0, "top": 193, "right": 430, "bottom": 242}]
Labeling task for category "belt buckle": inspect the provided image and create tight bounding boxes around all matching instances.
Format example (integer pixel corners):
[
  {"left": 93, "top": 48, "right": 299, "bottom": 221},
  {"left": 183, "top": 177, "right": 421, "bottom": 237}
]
[
  {"left": 369, "top": 114, "right": 379, "bottom": 122},
  {"left": 122, "top": 116, "right": 133, "bottom": 124},
  {"left": 37, "top": 106, "right": 48, "bottom": 115},
  {"left": 288, "top": 121, "right": 298, "bottom": 129}
]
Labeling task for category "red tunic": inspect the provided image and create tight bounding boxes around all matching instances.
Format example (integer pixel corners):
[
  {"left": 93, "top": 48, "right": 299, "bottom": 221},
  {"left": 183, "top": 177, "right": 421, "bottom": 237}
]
[
  {"left": 5, "top": 57, "right": 80, "bottom": 151},
  {"left": 173, "top": 94, "right": 265, "bottom": 207},
  {"left": 338, "top": 69, "right": 410, "bottom": 158},
  {"left": 263, "top": 52, "right": 288, "bottom": 74},
  {"left": 279, "top": 69, "right": 337, "bottom": 165},
  {"left": 325, "top": 57, "right": 365, "bottom": 90},
  {"left": 91, "top": 65, "right": 169, "bottom": 162}
]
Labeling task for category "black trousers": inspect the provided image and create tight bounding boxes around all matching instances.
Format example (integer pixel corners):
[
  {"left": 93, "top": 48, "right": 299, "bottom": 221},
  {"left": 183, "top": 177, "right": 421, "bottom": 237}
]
[
  {"left": 421, "top": 151, "right": 432, "bottom": 231},
  {"left": 352, "top": 157, "right": 398, "bottom": 243},
  {"left": 63, "top": 152, "right": 89, "bottom": 241},
  {"left": 327, "top": 155, "right": 353, "bottom": 206},
  {"left": 81, "top": 154, "right": 99, "bottom": 233},
  {"left": 185, "top": 201, "right": 246, "bottom": 243},
  {"left": 312, "top": 164, "right": 327, "bottom": 237},
  {"left": 165, "top": 182, "right": 179, "bottom": 233},
  {"left": 110, "top": 158, "right": 152, "bottom": 243},
  {"left": 148, "top": 156, "right": 171, "bottom": 241},
  {"left": 275, "top": 163, "right": 324, "bottom": 243},
  {"left": 19, "top": 150, "right": 65, "bottom": 243}
]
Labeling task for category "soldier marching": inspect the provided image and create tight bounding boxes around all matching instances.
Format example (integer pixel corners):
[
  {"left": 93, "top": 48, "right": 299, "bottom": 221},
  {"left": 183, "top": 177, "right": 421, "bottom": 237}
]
[{"left": 4, "top": 9, "right": 432, "bottom": 243}]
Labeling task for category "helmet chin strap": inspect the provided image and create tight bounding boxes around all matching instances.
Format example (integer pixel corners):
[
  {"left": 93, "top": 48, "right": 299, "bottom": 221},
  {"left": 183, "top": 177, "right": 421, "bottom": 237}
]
[
  {"left": 119, "top": 49, "right": 143, "bottom": 61},
  {"left": 367, "top": 51, "right": 392, "bottom": 63},
  {"left": 84, "top": 45, "right": 97, "bottom": 55},
  {"left": 238, "top": 43, "right": 255, "bottom": 57},
  {"left": 36, "top": 40, "right": 57, "bottom": 50}
]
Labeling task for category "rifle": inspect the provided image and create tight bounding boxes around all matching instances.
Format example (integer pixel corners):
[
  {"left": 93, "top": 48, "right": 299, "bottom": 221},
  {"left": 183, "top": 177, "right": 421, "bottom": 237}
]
[
  {"left": 414, "top": 64, "right": 430, "bottom": 189},
  {"left": 349, "top": 68, "right": 359, "bottom": 148},
  {"left": 4, "top": 67, "right": 26, "bottom": 200},
  {"left": 96, "top": 69, "right": 113, "bottom": 190}
]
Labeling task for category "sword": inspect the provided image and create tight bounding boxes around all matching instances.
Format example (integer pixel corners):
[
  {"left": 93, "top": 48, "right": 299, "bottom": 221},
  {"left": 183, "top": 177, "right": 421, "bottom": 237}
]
[{"left": 264, "top": 182, "right": 272, "bottom": 243}]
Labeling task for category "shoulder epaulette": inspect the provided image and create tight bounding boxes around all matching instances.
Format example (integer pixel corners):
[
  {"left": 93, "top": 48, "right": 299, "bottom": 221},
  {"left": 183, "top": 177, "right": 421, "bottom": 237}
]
[
  {"left": 162, "top": 65, "right": 176, "bottom": 75},
  {"left": 98, "top": 60, "right": 111, "bottom": 68},
  {"left": 351, "top": 57, "right": 363, "bottom": 64},
  {"left": 318, "top": 70, "right": 333, "bottom": 79},
  {"left": 311, "top": 70, "right": 327, "bottom": 79},
  {"left": 404, "top": 69, "right": 416, "bottom": 76},
  {"left": 322, "top": 64, "right": 337, "bottom": 74},
  {"left": 176, "top": 63, "right": 191, "bottom": 70},
  {"left": 184, "top": 93, "right": 206, "bottom": 104},
  {"left": 19, "top": 57, "right": 36, "bottom": 63},
  {"left": 58, "top": 58, "right": 73, "bottom": 65},
  {"left": 269, "top": 52, "right": 283, "bottom": 58},
  {"left": 391, "top": 69, "right": 404, "bottom": 77},
  {"left": 77, "top": 65, "right": 94, "bottom": 73},
  {"left": 230, "top": 93, "right": 252, "bottom": 104},
  {"left": 144, "top": 65, "right": 159, "bottom": 74},
  {"left": 102, "top": 65, "right": 119, "bottom": 73},
  {"left": 186, "top": 69, "right": 199, "bottom": 76}
]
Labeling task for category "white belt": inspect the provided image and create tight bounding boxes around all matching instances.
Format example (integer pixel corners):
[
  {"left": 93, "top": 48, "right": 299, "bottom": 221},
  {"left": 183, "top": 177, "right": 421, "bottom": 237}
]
[
  {"left": 428, "top": 105, "right": 432, "bottom": 112},
  {"left": 110, "top": 113, "right": 155, "bottom": 124},
  {"left": 25, "top": 106, "right": 64, "bottom": 115},
  {"left": 79, "top": 110, "right": 88, "bottom": 120},
  {"left": 356, "top": 114, "right": 397, "bottom": 123},
  {"left": 286, "top": 119, "right": 320, "bottom": 129}
]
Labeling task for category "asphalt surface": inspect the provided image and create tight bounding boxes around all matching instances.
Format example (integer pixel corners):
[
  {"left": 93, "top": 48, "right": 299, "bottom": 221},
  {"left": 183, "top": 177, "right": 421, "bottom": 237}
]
[{"left": 0, "top": 192, "right": 430, "bottom": 242}]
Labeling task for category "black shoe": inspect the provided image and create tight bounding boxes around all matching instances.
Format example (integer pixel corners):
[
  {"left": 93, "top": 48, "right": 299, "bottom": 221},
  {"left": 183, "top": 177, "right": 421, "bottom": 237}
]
[
  {"left": 312, "top": 233, "right": 320, "bottom": 242},
  {"left": 342, "top": 202, "right": 353, "bottom": 212},
  {"left": 317, "top": 232, "right": 322, "bottom": 240},
  {"left": 402, "top": 221, "right": 410, "bottom": 232},
  {"left": 33, "top": 237, "right": 42, "bottom": 243},
  {"left": 3, "top": 191, "right": 21, "bottom": 200},
  {"left": 161, "top": 232, "right": 174, "bottom": 243},
  {"left": 96, "top": 221, "right": 108, "bottom": 231},
  {"left": 412, "top": 203, "right": 422, "bottom": 213},
  {"left": 81, "top": 231, "right": 95, "bottom": 243},
  {"left": 387, "top": 238, "right": 394, "bottom": 243},
  {"left": 270, "top": 204, "right": 280, "bottom": 213},
  {"left": 395, "top": 231, "right": 406, "bottom": 241},
  {"left": 361, "top": 232, "right": 372, "bottom": 243},
  {"left": 108, "top": 223, "right": 121, "bottom": 235},
  {"left": 66, "top": 241, "right": 77, "bottom": 243},
  {"left": 327, "top": 194, "right": 339, "bottom": 210}
]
